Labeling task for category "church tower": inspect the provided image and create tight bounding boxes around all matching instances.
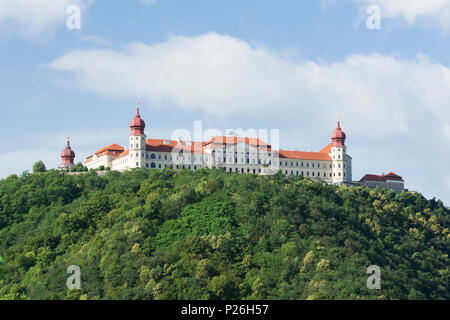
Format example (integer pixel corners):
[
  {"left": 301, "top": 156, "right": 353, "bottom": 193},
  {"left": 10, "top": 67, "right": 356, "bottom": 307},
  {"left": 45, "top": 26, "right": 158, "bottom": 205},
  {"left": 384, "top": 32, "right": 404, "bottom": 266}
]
[
  {"left": 331, "top": 115, "right": 351, "bottom": 184},
  {"left": 60, "top": 136, "right": 75, "bottom": 170},
  {"left": 129, "top": 102, "right": 147, "bottom": 168}
]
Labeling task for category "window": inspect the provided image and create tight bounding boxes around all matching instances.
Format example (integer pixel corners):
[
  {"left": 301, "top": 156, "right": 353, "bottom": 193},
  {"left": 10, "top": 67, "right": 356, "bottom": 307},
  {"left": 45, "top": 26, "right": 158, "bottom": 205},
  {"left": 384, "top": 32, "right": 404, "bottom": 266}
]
[
  {"left": 151, "top": 154, "right": 156, "bottom": 159},
  {"left": 151, "top": 162, "right": 156, "bottom": 168}
]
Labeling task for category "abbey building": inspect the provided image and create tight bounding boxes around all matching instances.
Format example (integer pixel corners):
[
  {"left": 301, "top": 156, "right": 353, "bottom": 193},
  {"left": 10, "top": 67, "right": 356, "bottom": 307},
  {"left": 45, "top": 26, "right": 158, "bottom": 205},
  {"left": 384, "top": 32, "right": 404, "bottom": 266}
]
[{"left": 83, "top": 104, "right": 352, "bottom": 185}]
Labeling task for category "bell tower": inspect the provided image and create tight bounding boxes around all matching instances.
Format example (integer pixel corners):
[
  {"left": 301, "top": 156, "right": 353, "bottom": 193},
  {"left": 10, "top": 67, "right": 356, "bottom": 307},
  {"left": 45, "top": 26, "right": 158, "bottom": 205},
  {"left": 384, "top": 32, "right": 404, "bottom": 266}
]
[
  {"left": 331, "top": 114, "right": 351, "bottom": 184},
  {"left": 129, "top": 102, "right": 147, "bottom": 168},
  {"left": 60, "top": 136, "right": 75, "bottom": 170}
]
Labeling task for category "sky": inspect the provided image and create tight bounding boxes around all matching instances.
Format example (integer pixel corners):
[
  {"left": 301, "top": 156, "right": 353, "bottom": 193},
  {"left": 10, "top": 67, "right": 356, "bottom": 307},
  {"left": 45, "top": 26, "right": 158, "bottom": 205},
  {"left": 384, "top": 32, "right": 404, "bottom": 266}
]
[{"left": 0, "top": 0, "right": 450, "bottom": 205}]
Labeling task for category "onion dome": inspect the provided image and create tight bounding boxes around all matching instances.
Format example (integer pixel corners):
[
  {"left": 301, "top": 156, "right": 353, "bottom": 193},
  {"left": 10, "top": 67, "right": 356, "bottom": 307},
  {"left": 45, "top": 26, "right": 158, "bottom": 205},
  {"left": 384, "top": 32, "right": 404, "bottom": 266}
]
[
  {"left": 61, "top": 137, "right": 75, "bottom": 165},
  {"left": 130, "top": 102, "right": 146, "bottom": 135},
  {"left": 331, "top": 119, "right": 346, "bottom": 147}
]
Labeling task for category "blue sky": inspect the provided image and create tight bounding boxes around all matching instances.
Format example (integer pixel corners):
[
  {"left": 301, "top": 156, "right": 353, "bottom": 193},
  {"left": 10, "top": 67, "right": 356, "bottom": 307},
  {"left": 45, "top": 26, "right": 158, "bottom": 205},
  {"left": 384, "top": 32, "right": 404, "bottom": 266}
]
[{"left": 1, "top": 0, "right": 450, "bottom": 205}]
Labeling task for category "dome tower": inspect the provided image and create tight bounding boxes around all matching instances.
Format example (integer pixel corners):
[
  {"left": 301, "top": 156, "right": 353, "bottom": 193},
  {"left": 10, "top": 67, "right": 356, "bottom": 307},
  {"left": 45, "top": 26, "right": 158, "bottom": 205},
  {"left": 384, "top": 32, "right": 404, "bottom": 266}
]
[
  {"left": 331, "top": 115, "right": 351, "bottom": 184},
  {"left": 60, "top": 136, "right": 75, "bottom": 170},
  {"left": 129, "top": 102, "right": 147, "bottom": 168}
]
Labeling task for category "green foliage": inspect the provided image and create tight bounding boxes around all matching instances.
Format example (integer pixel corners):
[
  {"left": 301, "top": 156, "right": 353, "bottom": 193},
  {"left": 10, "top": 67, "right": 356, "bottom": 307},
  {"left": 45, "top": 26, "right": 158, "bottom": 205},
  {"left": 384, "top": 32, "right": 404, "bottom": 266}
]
[
  {"left": 32, "top": 161, "right": 46, "bottom": 173},
  {"left": 0, "top": 168, "right": 448, "bottom": 300},
  {"left": 156, "top": 194, "right": 236, "bottom": 247},
  {"left": 0, "top": 256, "right": 4, "bottom": 279}
]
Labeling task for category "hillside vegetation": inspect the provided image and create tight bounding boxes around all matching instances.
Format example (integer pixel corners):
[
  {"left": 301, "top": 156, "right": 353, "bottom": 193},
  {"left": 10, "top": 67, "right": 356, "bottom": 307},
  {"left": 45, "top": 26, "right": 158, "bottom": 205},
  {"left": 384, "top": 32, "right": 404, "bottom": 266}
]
[{"left": 0, "top": 168, "right": 448, "bottom": 300}]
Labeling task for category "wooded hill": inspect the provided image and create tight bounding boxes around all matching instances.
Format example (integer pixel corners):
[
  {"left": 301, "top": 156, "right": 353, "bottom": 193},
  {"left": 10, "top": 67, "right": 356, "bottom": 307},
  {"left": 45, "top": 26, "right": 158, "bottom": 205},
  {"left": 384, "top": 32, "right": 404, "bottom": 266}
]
[{"left": 0, "top": 168, "right": 448, "bottom": 299}]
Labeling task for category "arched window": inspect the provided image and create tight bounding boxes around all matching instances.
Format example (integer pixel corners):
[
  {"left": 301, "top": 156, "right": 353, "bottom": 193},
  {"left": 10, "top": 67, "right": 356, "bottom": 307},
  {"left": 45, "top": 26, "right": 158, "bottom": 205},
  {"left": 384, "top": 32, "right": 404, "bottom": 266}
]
[
  {"left": 150, "top": 162, "right": 156, "bottom": 168},
  {"left": 151, "top": 154, "right": 156, "bottom": 159}
]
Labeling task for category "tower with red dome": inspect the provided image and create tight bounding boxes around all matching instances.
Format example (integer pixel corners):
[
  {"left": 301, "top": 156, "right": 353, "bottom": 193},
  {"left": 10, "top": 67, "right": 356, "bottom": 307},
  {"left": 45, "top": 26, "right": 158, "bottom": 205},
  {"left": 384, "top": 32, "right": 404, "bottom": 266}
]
[
  {"left": 129, "top": 102, "right": 147, "bottom": 168},
  {"left": 60, "top": 136, "right": 75, "bottom": 170},
  {"left": 331, "top": 115, "right": 352, "bottom": 184}
]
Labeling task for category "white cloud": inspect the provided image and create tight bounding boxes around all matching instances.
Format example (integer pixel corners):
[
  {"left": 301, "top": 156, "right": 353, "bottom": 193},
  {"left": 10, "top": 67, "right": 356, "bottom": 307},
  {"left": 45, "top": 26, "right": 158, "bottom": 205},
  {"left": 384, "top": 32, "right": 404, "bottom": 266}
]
[
  {"left": 354, "top": 0, "right": 450, "bottom": 31},
  {"left": 46, "top": 32, "right": 450, "bottom": 205},
  {"left": 0, "top": 0, "right": 87, "bottom": 37}
]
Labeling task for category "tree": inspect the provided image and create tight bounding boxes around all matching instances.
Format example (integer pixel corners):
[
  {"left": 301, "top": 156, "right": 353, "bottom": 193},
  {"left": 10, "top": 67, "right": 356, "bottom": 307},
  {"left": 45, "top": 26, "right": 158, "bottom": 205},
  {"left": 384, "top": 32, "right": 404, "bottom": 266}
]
[
  {"left": 0, "top": 168, "right": 448, "bottom": 300},
  {"left": 0, "top": 257, "right": 4, "bottom": 279},
  {"left": 32, "top": 161, "right": 46, "bottom": 173}
]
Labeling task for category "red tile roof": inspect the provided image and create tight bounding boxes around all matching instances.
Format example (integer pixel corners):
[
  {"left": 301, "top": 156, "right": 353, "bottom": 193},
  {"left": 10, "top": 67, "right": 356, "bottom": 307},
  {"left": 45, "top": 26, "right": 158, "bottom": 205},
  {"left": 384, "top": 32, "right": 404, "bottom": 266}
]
[
  {"left": 203, "top": 136, "right": 270, "bottom": 148},
  {"left": 319, "top": 143, "right": 332, "bottom": 154},
  {"left": 278, "top": 150, "right": 331, "bottom": 161},
  {"left": 114, "top": 149, "right": 129, "bottom": 159},
  {"left": 86, "top": 143, "right": 125, "bottom": 160},
  {"left": 360, "top": 171, "right": 403, "bottom": 182},
  {"left": 95, "top": 143, "right": 124, "bottom": 154}
]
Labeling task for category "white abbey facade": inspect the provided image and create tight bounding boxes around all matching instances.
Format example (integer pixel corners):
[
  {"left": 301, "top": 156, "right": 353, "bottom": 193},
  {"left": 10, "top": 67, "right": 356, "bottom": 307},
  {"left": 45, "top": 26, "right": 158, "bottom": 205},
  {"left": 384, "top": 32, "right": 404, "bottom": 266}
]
[{"left": 85, "top": 105, "right": 352, "bottom": 185}]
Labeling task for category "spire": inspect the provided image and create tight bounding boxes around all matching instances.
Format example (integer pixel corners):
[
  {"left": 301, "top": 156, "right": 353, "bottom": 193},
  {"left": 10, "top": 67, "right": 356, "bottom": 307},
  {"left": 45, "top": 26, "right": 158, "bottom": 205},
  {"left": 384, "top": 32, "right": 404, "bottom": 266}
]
[
  {"left": 61, "top": 136, "right": 75, "bottom": 168},
  {"left": 130, "top": 101, "right": 146, "bottom": 136},
  {"left": 331, "top": 114, "right": 346, "bottom": 147}
]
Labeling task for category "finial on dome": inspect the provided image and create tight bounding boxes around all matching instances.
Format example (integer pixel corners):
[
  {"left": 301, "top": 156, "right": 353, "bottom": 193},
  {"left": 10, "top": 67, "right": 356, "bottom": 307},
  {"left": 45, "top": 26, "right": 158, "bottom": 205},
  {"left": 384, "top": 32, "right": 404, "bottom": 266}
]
[
  {"left": 337, "top": 112, "right": 341, "bottom": 128},
  {"left": 136, "top": 101, "right": 140, "bottom": 117}
]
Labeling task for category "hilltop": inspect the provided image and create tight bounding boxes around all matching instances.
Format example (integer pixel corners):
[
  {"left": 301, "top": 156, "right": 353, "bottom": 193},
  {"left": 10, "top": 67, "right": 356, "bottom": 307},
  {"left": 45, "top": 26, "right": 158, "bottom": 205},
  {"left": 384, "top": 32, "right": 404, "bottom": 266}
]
[{"left": 0, "top": 168, "right": 448, "bottom": 299}]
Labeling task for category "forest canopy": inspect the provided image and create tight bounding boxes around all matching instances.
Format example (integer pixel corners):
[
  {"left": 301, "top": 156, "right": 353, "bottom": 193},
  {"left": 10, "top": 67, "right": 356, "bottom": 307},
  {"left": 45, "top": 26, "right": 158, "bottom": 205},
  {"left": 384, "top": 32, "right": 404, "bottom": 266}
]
[{"left": 0, "top": 168, "right": 448, "bottom": 300}]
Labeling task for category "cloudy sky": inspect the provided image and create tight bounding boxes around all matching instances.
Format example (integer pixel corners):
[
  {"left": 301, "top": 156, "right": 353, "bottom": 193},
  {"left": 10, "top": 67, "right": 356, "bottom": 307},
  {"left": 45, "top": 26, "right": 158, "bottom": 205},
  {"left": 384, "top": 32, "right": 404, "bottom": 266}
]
[{"left": 1, "top": 0, "right": 449, "bottom": 205}]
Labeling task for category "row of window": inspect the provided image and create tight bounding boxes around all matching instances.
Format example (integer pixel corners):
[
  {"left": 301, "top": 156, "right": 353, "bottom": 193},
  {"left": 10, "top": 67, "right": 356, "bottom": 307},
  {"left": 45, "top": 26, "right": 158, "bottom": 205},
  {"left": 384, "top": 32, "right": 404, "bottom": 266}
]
[{"left": 139, "top": 162, "right": 346, "bottom": 178}]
